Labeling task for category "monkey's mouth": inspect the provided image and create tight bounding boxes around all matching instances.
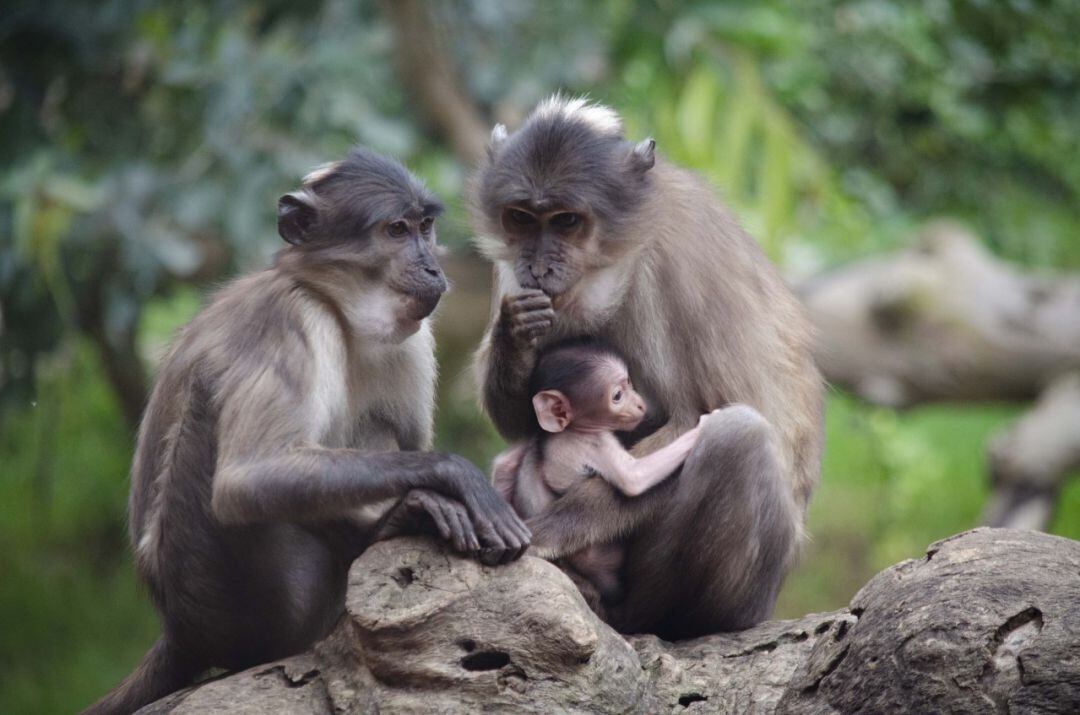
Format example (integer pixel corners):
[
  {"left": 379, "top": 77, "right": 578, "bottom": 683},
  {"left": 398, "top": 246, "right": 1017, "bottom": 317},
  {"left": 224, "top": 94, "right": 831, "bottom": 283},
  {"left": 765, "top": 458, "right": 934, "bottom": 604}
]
[{"left": 401, "top": 289, "right": 443, "bottom": 321}]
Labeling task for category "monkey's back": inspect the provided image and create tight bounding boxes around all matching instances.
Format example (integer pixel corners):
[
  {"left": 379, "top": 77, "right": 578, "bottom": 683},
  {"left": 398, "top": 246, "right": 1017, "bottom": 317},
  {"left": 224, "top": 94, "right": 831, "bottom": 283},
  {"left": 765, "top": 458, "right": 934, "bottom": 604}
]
[
  {"left": 606, "top": 161, "right": 823, "bottom": 512},
  {"left": 126, "top": 270, "right": 337, "bottom": 661}
]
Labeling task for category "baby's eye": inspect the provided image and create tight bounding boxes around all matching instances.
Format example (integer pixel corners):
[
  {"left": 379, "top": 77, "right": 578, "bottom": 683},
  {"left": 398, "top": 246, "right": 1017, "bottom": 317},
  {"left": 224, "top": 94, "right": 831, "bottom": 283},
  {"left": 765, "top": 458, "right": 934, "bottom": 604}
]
[{"left": 612, "top": 390, "right": 623, "bottom": 403}]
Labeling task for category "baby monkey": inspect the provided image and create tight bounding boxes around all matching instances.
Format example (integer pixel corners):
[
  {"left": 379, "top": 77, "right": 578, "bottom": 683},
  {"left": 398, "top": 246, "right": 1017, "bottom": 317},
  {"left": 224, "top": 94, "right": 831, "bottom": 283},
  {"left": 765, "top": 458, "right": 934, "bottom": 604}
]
[{"left": 492, "top": 339, "right": 710, "bottom": 602}]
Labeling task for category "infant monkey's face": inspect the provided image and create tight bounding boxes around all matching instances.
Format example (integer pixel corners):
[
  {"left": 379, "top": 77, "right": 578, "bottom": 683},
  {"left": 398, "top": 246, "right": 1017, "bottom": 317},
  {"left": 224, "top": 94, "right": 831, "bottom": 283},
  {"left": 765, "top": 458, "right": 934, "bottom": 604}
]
[{"left": 592, "top": 359, "right": 646, "bottom": 432}]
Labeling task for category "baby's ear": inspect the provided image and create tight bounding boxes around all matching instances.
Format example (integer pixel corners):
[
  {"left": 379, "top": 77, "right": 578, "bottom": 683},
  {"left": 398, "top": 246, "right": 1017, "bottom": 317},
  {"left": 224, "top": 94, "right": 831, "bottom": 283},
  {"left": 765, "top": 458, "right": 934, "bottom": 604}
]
[{"left": 533, "top": 390, "right": 573, "bottom": 433}]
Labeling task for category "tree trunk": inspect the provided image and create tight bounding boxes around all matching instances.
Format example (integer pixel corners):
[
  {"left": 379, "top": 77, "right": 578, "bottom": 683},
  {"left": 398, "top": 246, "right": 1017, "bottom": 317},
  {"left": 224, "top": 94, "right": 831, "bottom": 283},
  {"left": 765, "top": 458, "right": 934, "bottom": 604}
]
[
  {"left": 377, "top": 0, "right": 491, "bottom": 164},
  {"left": 137, "top": 528, "right": 1080, "bottom": 714}
]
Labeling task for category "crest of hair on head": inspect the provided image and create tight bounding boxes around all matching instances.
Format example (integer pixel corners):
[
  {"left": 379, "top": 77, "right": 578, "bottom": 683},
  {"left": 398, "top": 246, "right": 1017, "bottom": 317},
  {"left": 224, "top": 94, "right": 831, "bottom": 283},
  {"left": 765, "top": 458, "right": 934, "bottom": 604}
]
[
  {"left": 533, "top": 94, "right": 623, "bottom": 136},
  {"left": 302, "top": 161, "right": 341, "bottom": 186}
]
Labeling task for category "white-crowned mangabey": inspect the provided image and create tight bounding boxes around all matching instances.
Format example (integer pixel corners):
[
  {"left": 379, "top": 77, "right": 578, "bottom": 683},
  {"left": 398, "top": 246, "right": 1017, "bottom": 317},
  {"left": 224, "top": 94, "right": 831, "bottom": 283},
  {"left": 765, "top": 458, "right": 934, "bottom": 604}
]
[
  {"left": 472, "top": 96, "right": 823, "bottom": 639},
  {"left": 491, "top": 338, "right": 710, "bottom": 603},
  {"left": 84, "top": 148, "right": 530, "bottom": 715}
]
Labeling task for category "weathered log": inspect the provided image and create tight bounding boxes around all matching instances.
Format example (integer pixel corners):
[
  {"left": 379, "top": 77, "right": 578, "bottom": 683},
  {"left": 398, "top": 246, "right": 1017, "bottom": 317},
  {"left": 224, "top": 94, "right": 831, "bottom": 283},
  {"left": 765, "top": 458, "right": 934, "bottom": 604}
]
[
  {"left": 137, "top": 528, "right": 1080, "bottom": 714},
  {"left": 800, "top": 221, "right": 1080, "bottom": 408},
  {"left": 800, "top": 221, "right": 1080, "bottom": 530}
]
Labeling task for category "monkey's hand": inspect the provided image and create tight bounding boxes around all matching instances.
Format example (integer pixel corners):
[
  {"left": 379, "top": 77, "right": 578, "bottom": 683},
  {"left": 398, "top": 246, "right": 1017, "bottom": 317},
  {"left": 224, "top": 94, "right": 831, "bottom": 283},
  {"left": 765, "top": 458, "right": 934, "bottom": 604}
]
[
  {"left": 436, "top": 454, "right": 532, "bottom": 565},
  {"left": 498, "top": 289, "right": 555, "bottom": 348},
  {"left": 375, "top": 489, "right": 483, "bottom": 554}
]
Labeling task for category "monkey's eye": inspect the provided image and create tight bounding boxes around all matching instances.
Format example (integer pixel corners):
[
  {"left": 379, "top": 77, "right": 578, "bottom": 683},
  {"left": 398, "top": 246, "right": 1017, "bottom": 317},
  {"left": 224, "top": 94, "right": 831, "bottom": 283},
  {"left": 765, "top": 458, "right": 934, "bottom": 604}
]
[
  {"left": 612, "top": 389, "right": 623, "bottom": 403},
  {"left": 419, "top": 217, "right": 434, "bottom": 235},
  {"left": 387, "top": 221, "right": 409, "bottom": 238},
  {"left": 550, "top": 212, "right": 581, "bottom": 230},
  {"left": 508, "top": 208, "right": 537, "bottom": 226}
]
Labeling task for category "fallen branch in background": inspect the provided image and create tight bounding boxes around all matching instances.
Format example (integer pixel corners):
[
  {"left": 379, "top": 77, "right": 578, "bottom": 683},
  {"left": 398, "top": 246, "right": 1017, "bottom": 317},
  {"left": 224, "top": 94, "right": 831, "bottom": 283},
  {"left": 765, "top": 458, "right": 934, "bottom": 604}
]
[
  {"left": 800, "top": 221, "right": 1080, "bottom": 530},
  {"left": 136, "top": 530, "right": 1079, "bottom": 714},
  {"left": 984, "top": 372, "right": 1080, "bottom": 530}
]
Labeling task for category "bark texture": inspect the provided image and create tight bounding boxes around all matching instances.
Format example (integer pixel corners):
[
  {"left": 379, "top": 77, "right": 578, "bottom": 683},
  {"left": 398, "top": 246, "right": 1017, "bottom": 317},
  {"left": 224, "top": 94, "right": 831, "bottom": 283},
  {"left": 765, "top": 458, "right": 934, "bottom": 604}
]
[
  {"left": 377, "top": 0, "right": 490, "bottom": 164},
  {"left": 137, "top": 528, "right": 1080, "bottom": 714}
]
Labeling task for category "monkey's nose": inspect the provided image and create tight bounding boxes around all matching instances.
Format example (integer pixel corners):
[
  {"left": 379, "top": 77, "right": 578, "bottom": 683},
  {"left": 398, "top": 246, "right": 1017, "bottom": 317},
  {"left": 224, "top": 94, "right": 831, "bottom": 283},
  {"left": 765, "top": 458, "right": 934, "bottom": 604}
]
[{"left": 528, "top": 263, "right": 553, "bottom": 280}]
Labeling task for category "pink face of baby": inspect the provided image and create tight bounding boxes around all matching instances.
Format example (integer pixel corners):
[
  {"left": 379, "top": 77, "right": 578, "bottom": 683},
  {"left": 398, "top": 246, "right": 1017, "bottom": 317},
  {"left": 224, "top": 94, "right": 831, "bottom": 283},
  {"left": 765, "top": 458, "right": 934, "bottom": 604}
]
[
  {"left": 585, "top": 358, "right": 647, "bottom": 431},
  {"left": 532, "top": 355, "right": 647, "bottom": 434}
]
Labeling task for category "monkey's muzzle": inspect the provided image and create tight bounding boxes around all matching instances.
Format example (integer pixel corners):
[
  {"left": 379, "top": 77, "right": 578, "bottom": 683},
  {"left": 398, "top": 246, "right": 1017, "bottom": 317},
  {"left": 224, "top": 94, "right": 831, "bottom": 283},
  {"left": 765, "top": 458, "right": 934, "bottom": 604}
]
[{"left": 404, "top": 287, "right": 445, "bottom": 321}]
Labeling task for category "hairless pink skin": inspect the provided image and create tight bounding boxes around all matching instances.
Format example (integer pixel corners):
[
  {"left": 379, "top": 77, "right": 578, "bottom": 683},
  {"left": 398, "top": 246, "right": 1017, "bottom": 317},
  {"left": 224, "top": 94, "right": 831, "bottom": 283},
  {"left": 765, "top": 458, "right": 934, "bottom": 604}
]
[{"left": 493, "top": 356, "right": 713, "bottom": 600}]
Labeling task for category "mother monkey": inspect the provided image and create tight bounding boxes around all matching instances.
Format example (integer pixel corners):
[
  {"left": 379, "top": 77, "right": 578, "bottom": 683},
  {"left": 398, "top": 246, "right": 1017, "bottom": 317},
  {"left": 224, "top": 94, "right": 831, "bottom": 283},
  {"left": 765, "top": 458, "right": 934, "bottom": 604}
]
[{"left": 472, "top": 97, "right": 823, "bottom": 639}]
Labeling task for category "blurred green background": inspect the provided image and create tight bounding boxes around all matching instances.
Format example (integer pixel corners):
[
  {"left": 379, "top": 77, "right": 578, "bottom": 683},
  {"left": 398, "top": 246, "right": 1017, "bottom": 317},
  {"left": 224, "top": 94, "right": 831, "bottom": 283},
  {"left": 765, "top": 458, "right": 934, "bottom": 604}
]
[{"left": 2, "top": 1, "right": 1078, "bottom": 712}]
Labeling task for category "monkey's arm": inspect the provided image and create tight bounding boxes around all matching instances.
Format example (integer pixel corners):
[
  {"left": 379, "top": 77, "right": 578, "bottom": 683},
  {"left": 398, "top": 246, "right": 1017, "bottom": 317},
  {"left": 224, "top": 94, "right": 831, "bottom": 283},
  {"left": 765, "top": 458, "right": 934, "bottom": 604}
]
[
  {"left": 628, "top": 416, "right": 696, "bottom": 458},
  {"left": 587, "top": 429, "right": 700, "bottom": 497},
  {"left": 477, "top": 289, "right": 554, "bottom": 439},
  {"left": 212, "top": 371, "right": 529, "bottom": 561}
]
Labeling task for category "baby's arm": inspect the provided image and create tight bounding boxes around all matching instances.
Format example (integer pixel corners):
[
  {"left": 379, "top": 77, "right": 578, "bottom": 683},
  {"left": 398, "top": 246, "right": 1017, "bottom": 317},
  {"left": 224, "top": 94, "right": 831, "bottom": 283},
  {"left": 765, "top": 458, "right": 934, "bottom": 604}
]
[{"left": 586, "top": 416, "right": 712, "bottom": 497}]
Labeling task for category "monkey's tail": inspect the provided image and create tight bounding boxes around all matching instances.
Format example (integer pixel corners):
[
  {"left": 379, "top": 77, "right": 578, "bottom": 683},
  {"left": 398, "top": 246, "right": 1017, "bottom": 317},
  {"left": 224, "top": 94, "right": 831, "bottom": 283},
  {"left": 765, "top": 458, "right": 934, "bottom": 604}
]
[{"left": 82, "top": 637, "right": 201, "bottom": 715}]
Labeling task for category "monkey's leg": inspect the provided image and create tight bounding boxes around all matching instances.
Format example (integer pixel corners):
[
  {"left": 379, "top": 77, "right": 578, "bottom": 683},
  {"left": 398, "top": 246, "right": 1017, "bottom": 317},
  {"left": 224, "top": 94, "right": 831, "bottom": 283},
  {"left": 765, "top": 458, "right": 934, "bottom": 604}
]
[
  {"left": 614, "top": 405, "right": 798, "bottom": 639},
  {"left": 558, "top": 560, "right": 609, "bottom": 622}
]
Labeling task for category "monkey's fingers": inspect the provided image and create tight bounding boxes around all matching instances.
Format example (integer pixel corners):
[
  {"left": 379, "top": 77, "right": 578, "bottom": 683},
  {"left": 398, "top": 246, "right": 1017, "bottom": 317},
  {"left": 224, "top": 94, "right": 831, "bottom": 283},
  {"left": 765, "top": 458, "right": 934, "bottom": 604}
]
[
  {"left": 460, "top": 512, "right": 482, "bottom": 553},
  {"left": 492, "top": 512, "right": 530, "bottom": 563},
  {"left": 445, "top": 502, "right": 480, "bottom": 553},
  {"left": 513, "top": 321, "right": 553, "bottom": 342},
  {"left": 508, "top": 292, "right": 553, "bottom": 313},
  {"left": 513, "top": 309, "right": 556, "bottom": 327},
  {"left": 510, "top": 288, "right": 549, "bottom": 301},
  {"left": 421, "top": 498, "right": 454, "bottom": 543},
  {"left": 439, "top": 504, "right": 468, "bottom": 553},
  {"left": 471, "top": 514, "right": 508, "bottom": 550},
  {"left": 503, "top": 511, "right": 532, "bottom": 552}
]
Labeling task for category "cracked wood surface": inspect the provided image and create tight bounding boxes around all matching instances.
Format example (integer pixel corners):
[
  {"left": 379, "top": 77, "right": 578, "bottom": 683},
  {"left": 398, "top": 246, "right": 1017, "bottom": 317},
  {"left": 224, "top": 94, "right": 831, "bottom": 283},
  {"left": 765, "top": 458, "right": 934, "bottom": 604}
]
[{"left": 137, "top": 528, "right": 1080, "bottom": 714}]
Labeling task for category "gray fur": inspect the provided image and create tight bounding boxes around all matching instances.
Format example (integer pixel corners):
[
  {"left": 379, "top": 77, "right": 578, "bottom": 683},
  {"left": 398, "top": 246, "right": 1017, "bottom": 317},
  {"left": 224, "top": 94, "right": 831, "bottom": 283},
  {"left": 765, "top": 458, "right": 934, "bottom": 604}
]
[{"left": 84, "top": 149, "right": 527, "bottom": 715}]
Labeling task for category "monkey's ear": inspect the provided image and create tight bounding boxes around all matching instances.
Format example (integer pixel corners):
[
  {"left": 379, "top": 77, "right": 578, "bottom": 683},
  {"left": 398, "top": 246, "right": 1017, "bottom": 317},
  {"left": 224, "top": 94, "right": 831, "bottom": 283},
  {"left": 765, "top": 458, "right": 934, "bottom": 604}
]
[
  {"left": 277, "top": 191, "right": 317, "bottom": 246},
  {"left": 488, "top": 124, "right": 508, "bottom": 158},
  {"left": 630, "top": 138, "right": 656, "bottom": 173},
  {"left": 533, "top": 390, "right": 573, "bottom": 433}
]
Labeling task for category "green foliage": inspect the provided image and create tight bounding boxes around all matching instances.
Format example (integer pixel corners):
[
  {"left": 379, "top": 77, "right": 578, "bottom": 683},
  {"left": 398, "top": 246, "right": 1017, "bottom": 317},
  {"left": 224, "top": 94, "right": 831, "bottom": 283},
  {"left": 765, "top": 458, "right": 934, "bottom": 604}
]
[{"left": 0, "top": 340, "right": 157, "bottom": 714}]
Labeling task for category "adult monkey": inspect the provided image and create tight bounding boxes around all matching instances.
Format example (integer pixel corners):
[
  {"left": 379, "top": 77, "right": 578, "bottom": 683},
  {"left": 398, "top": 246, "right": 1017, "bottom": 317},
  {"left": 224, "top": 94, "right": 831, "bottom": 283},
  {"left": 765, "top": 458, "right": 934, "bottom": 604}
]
[
  {"left": 472, "top": 97, "right": 823, "bottom": 639},
  {"left": 85, "top": 148, "right": 529, "bottom": 715}
]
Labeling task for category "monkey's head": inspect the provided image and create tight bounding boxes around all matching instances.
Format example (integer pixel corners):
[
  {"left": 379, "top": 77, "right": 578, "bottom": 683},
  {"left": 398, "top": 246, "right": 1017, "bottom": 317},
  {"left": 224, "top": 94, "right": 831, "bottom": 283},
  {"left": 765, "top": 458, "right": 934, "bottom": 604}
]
[
  {"left": 528, "top": 338, "right": 647, "bottom": 434},
  {"left": 471, "top": 96, "right": 655, "bottom": 304},
  {"left": 277, "top": 147, "right": 447, "bottom": 341}
]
